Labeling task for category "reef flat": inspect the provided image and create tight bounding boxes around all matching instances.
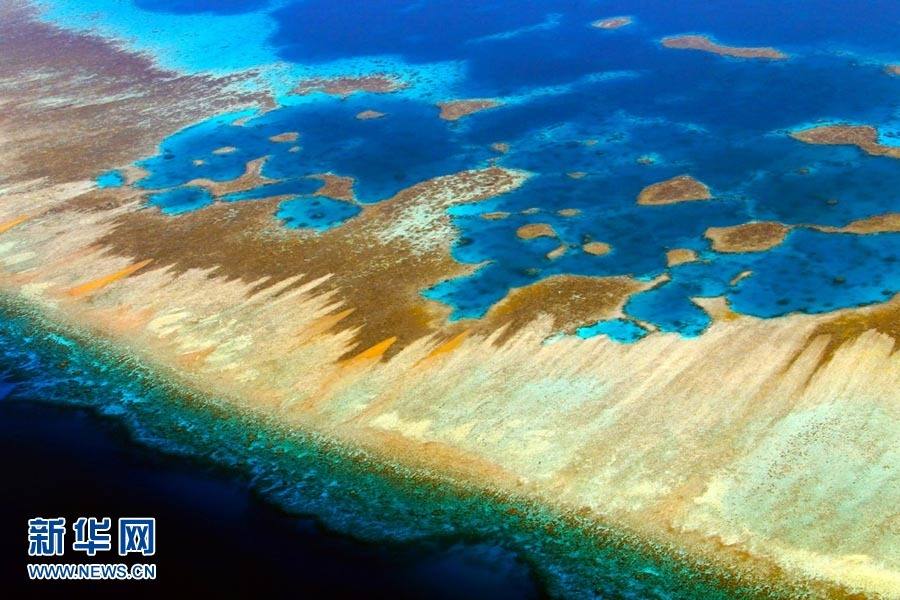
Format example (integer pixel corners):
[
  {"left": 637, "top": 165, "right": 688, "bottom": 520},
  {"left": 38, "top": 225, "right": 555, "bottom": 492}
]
[{"left": 4, "top": 0, "right": 900, "bottom": 598}]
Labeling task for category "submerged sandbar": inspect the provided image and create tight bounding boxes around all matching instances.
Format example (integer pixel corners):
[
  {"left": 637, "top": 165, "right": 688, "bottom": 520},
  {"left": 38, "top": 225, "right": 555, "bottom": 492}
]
[
  {"left": 591, "top": 16, "right": 632, "bottom": 30},
  {"left": 355, "top": 109, "right": 386, "bottom": 120}
]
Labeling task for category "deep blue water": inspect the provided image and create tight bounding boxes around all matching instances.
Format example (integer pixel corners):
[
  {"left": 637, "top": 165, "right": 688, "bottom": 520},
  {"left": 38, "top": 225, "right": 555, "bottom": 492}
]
[{"left": 79, "top": 0, "right": 900, "bottom": 340}]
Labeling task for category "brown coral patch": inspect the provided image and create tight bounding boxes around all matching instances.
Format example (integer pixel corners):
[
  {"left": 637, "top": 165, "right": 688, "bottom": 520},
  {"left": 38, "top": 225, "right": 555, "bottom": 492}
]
[
  {"left": 791, "top": 125, "right": 900, "bottom": 160},
  {"left": 269, "top": 132, "right": 299, "bottom": 143},
  {"left": 666, "top": 248, "right": 698, "bottom": 266},
  {"left": 481, "top": 212, "right": 510, "bottom": 221},
  {"left": 558, "top": 208, "right": 581, "bottom": 217},
  {"left": 705, "top": 222, "right": 790, "bottom": 253},
  {"left": 292, "top": 74, "right": 406, "bottom": 97},
  {"left": 886, "top": 65, "right": 900, "bottom": 76},
  {"left": 309, "top": 173, "right": 356, "bottom": 203},
  {"left": 637, "top": 175, "right": 711, "bottom": 205},
  {"left": 815, "top": 213, "right": 900, "bottom": 234},
  {"left": 475, "top": 275, "right": 646, "bottom": 340},
  {"left": 437, "top": 99, "right": 502, "bottom": 121},
  {"left": 491, "top": 142, "right": 510, "bottom": 154},
  {"left": 582, "top": 241, "right": 612, "bottom": 256},
  {"left": 516, "top": 223, "right": 557, "bottom": 240},
  {"left": 661, "top": 35, "right": 788, "bottom": 60}
]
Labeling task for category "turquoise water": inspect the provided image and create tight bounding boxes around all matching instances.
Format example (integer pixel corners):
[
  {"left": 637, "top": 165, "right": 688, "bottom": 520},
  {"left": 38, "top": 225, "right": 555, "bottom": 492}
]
[
  {"left": 0, "top": 298, "right": 788, "bottom": 598},
  {"left": 576, "top": 319, "right": 649, "bottom": 343},
  {"left": 95, "top": 169, "right": 125, "bottom": 188},
  {"left": 276, "top": 196, "right": 361, "bottom": 231},
  {"left": 147, "top": 185, "right": 214, "bottom": 214},
  {"left": 62, "top": 0, "right": 900, "bottom": 339}
]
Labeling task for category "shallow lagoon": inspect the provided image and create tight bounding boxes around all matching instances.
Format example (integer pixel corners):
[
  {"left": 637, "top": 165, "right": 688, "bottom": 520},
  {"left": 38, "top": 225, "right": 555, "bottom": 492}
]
[{"left": 72, "top": 0, "right": 900, "bottom": 340}]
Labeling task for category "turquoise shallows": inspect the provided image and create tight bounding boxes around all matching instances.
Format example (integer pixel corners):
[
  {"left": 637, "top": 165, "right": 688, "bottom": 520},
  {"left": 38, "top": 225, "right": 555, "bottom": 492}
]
[
  {"left": 147, "top": 186, "right": 214, "bottom": 215},
  {"left": 96, "top": 170, "right": 125, "bottom": 188},
  {"left": 276, "top": 196, "right": 361, "bottom": 231},
  {"left": 577, "top": 318, "right": 648, "bottom": 342}
]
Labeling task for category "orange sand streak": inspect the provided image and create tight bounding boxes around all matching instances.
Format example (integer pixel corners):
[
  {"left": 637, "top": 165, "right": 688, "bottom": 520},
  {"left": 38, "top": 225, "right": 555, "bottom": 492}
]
[
  {"left": 295, "top": 308, "right": 356, "bottom": 345},
  {"left": 422, "top": 330, "right": 470, "bottom": 362},
  {"left": 65, "top": 259, "right": 153, "bottom": 298},
  {"left": 342, "top": 336, "right": 398, "bottom": 365},
  {"left": 0, "top": 215, "right": 30, "bottom": 234}
]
